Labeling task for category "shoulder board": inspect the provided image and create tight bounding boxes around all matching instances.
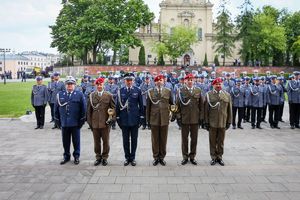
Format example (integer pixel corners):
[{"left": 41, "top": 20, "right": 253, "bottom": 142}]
[
  {"left": 164, "top": 87, "right": 171, "bottom": 91},
  {"left": 104, "top": 91, "right": 113, "bottom": 96}
]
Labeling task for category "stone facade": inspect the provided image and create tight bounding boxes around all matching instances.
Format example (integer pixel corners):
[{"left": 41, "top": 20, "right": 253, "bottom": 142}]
[{"left": 129, "top": 0, "right": 240, "bottom": 66}]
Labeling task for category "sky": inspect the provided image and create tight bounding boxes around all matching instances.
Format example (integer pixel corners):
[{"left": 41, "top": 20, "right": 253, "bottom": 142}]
[{"left": 0, "top": 0, "right": 299, "bottom": 54}]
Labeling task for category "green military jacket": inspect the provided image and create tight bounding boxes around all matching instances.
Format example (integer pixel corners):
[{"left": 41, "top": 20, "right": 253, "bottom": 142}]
[
  {"left": 146, "top": 87, "right": 173, "bottom": 126},
  {"left": 204, "top": 89, "right": 232, "bottom": 128},
  {"left": 176, "top": 86, "right": 204, "bottom": 125}
]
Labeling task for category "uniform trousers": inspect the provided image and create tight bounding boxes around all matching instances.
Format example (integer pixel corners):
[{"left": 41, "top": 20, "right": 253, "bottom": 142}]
[
  {"left": 61, "top": 127, "right": 80, "bottom": 160},
  {"left": 92, "top": 127, "right": 110, "bottom": 160},
  {"left": 290, "top": 103, "right": 300, "bottom": 126},
  {"left": 121, "top": 125, "right": 139, "bottom": 161},
  {"left": 181, "top": 124, "right": 198, "bottom": 160},
  {"left": 279, "top": 103, "right": 284, "bottom": 121},
  {"left": 232, "top": 107, "right": 244, "bottom": 127},
  {"left": 34, "top": 105, "right": 45, "bottom": 126},
  {"left": 251, "top": 107, "right": 262, "bottom": 127},
  {"left": 209, "top": 127, "right": 225, "bottom": 160},
  {"left": 151, "top": 125, "right": 168, "bottom": 160},
  {"left": 268, "top": 104, "right": 280, "bottom": 127},
  {"left": 244, "top": 106, "right": 251, "bottom": 121}
]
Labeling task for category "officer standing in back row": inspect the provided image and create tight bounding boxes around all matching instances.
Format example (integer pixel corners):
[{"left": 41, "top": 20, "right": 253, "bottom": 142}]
[
  {"left": 31, "top": 76, "right": 48, "bottom": 129},
  {"left": 48, "top": 72, "right": 65, "bottom": 129}
]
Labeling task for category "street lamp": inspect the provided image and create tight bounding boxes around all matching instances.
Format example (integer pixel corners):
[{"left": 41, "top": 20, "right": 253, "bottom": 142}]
[{"left": 0, "top": 48, "right": 11, "bottom": 85}]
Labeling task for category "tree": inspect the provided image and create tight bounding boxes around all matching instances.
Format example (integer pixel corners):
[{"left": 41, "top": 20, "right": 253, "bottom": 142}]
[
  {"left": 283, "top": 11, "right": 300, "bottom": 66},
  {"left": 138, "top": 46, "right": 146, "bottom": 65},
  {"left": 251, "top": 8, "right": 287, "bottom": 66},
  {"left": 203, "top": 53, "right": 208, "bottom": 66},
  {"left": 213, "top": 1, "right": 235, "bottom": 66},
  {"left": 50, "top": 0, "right": 154, "bottom": 65},
  {"left": 236, "top": 0, "right": 254, "bottom": 66},
  {"left": 214, "top": 55, "right": 220, "bottom": 66},
  {"left": 152, "top": 42, "right": 167, "bottom": 66},
  {"left": 162, "top": 26, "right": 197, "bottom": 65}
]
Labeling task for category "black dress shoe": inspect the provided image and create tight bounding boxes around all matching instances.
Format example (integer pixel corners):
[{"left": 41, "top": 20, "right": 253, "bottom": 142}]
[
  {"left": 142, "top": 126, "right": 146, "bottom": 130},
  {"left": 295, "top": 125, "right": 300, "bottom": 129},
  {"left": 262, "top": 120, "right": 267, "bottom": 123},
  {"left": 131, "top": 160, "right": 136, "bottom": 166},
  {"left": 251, "top": 126, "right": 255, "bottom": 129},
  {"left": 270, "top": 125, "right": 274, "bottom": 129},
  {"left": 159, "top": 159, "right": 166, "bottom": 166},
  {"left": 52, "top": 126, "right": 57, "bottom": 129},
  {"left": 94, "top": 159, "right": 102, "bottom": 166},
  {"left": 35, "top": 126, "right": 40, "bottom": 129},
  {"left": 291, "top": 125, "right": 295, "bottom": 129},
  {"left": 217, "top": 159, "right": 225, "bottom": 166},
  {"left": 152, "top": 159, "right": 159, "bottom": 166},
  {"left": 50, "top": 120, "right": 54, "bottom": 123},
  {"left": 39, "top": 126, "right": 44, "bottom": 129},
  {"left": 181, "top": 159, "right": 188, "bottom": 165},
  {"left": 210, "top": 159, "right": 216, "bottom": 166},
  {"left": 274, "top": 126, "right": 280, "bottom": 129},
  {"left": 102, "top": 159, "right": 108, "bottom": 166},
  {"left": 279, "top": 120, "right": 284, "bottom": 122},
  {"left": 238, "top": 126, "right": 244, "bottom": 129},
  {"left": 124, "top": 160, "right": 130, "bottom": 166},
  {"left": 190, "top": 159, "right": 198, "bottom": 165},
  {"left": 112, "top": 126, "right": 116, "bottom": 130},
  {"left": 74, "top": 158, "right": 80, "bottom": 165},
  {"left": 232, "top": 126, "right": 236, "bottom": 129},
  {"left": 60, "top": 159, "right": 70, "bottom": 165},
  {"left": 256, "top": 126, "right": 262, "bottom": 129}
]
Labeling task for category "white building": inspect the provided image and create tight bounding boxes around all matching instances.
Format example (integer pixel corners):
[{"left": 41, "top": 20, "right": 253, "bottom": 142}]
[
  {"left": 20, "top": 51, "right": 61, "bottom": 69},
  {"left": 0, "top": 54, "right": 30, "bottom": 78},
  {"left": 129, "top": 0, "right": 240, "bottom": 66}
]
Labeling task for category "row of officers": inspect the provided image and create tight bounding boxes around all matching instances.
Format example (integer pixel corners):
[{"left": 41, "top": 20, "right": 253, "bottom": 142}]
[{"left": 31, "top": 71, "right": 300, "bottom": 167}]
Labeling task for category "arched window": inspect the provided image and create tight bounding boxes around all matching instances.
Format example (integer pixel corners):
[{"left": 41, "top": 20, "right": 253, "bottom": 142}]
[
  {"left": 184, "top": 19, "right": 189, "bottom": 27},
  {"left": 198, "top": 28, "right": 202, "bottom": 41}
]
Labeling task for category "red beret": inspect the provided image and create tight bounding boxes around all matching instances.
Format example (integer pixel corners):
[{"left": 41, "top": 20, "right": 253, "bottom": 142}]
[
  {"left": 154, "top": 75, "right": 164, "bottom": 82},
  {"left": 95, "top": 78, "right": 105, "bottom": 85},
  {"left": 184, "top": 74, "right": 194, "bottom": 80},
  {"left": 212, "top": 77, "right": 223, "bottom": 85}
]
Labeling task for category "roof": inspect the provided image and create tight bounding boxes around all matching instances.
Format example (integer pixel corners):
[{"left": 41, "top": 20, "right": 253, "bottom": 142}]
[{"left": 0, "top": 54, "right": 30, "bottom": 61}]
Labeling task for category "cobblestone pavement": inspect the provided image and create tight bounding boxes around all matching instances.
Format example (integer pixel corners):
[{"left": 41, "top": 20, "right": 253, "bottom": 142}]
[{"left": 0, "top": 104, "right": 300, "bottom": 200}]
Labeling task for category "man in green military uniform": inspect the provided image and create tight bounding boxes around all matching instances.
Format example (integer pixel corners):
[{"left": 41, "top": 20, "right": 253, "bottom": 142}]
[
  {"left": 204, "top": 77, "right": 232, "bottom": 166},
  {"left": 176, "top": 74, "right": 204, "bottom": 165},
  {"left": 146, "top": 74, "right": 173, "bottom": 166}
]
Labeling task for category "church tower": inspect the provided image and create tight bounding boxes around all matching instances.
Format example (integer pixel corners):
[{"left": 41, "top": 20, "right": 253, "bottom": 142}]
[{"left": 129, "top": 0, "right": 215, "bottom": 66}]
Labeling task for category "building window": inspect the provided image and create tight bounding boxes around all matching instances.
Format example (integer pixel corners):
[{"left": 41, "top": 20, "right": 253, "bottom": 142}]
[
  {"left": 198, "top": 28, "right": 203, "bottom": 41},
  {"left": 0, "top": 61, "right": 2, "bottom": 65},
  {"left": 184, "top": 19, "right": 189, "bottom": 27}
]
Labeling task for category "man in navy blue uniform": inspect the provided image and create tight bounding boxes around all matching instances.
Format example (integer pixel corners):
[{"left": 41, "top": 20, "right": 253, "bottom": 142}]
[
  {"left": 116, "top": 73, "right": 144, "bottom": 166},
  {"left": 230, "top": 79, "right": 245, "bottom": 129},
  {"left": 287, "top": 71, "right": 300, "bottom": 129},
  {"left": 31, "top": 76, "right": 48, "bottom": 129},
  {"left": 48, "top": 72, "right": 65, "bottom": 129},
  {"left": 267, "top": 76, "right": 283, "bottom": 129},
  {"left": 54, "top": 76, "right": 86, "bottom": 165}
]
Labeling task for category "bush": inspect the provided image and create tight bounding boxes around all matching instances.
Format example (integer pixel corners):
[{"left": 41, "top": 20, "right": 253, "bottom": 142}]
[
  {"left": 138, "top": 46, "right": 146, "bottom": 65},
  {"left": 203, "top": 53, "right": 208, "bottom": 66}
]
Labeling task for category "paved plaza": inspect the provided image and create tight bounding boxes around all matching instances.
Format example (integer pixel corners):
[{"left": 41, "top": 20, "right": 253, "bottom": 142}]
[{"left": 0, "top": 104, "right": 300, "bottom": 200}]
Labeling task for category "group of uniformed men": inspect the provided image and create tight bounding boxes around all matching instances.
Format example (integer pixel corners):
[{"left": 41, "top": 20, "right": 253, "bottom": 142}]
[{"left": 31, "top": 69, "right": 300, "bottom": 167}]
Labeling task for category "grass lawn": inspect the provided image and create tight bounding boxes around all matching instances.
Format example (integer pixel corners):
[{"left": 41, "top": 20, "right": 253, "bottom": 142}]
[{"left": 0, "top": 82, "right": 36, "bottom": 118}]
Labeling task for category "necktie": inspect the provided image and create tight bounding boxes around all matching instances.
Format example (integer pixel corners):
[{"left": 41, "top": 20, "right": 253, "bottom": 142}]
[
  {"left": 67, "top": 92, "right": 71, "bottom": 99},
  {"left": 98, "top": 92, "right": 102, "bottom": 97}
]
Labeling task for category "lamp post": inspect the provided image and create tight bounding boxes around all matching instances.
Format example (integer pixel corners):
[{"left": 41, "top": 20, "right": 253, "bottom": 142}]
[{"left": 0, "top": 48, "right": 11, "bottom": 85}]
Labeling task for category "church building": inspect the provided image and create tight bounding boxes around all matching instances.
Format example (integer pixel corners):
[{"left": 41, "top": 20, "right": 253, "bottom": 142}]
[{"left": 129, "top": 0, "right": 239, "bottom": 66}]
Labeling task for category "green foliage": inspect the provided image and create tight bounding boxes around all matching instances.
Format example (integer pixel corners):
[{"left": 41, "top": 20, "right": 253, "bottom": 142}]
[
  {"left": 203, "top": 53, "right": 208, "bottom": 66},
  {"left": 157, "top": 53, "right": 165, "bottom": 66},
  {"left": 153, "top": 26, "right": 197, "bottom": 65},
  {"left": 138, "top": 46, "right": 146, "bottom": 65},
  {"left": 214, "top": 1, "right": 236, "bottom": 66},
  {"left": 214, "top": 55, "right": 220, "bottom": 66},
  {"left": 50, "top": 0, "right": 154, "bottom": 65}
]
